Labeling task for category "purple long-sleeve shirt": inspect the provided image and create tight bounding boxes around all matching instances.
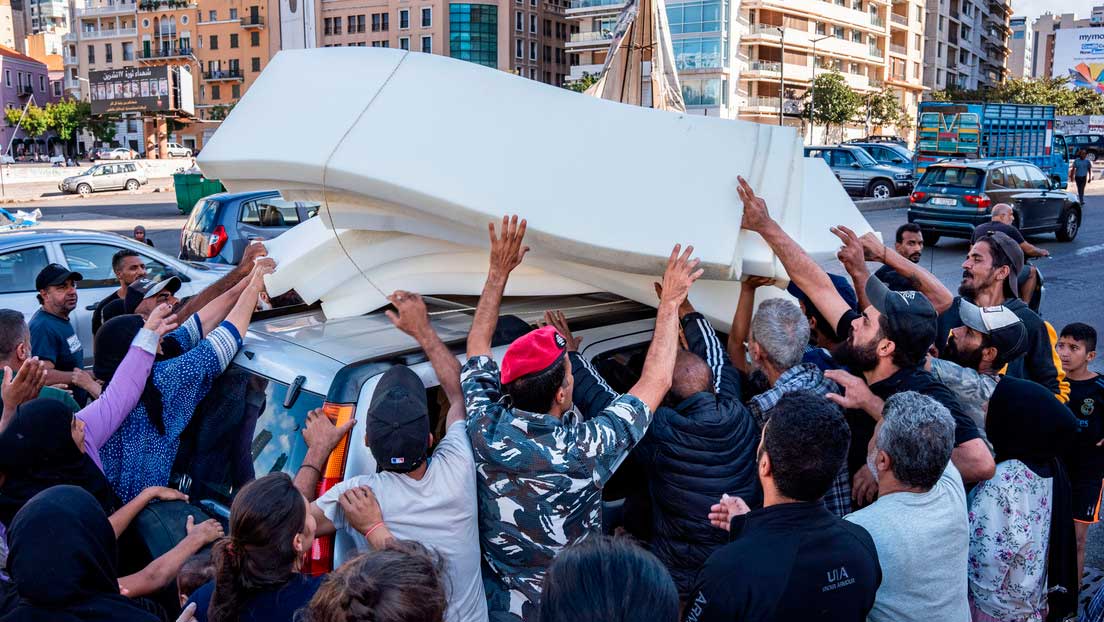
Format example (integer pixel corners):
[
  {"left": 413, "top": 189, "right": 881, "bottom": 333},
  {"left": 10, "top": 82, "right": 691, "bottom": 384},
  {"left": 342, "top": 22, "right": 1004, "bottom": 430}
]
[{"left": 78, "top": 328, "right": 159, "bottom": 471}]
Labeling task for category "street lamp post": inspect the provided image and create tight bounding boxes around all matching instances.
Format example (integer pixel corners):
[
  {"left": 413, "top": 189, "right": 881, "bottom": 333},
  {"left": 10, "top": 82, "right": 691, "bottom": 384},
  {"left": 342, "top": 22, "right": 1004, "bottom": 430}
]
[
  {"left": 777, "top": 27, "right": 785, "bottom": 126},
  {"left": 808, "top": 35, "right": 831, "bottom": 143}
]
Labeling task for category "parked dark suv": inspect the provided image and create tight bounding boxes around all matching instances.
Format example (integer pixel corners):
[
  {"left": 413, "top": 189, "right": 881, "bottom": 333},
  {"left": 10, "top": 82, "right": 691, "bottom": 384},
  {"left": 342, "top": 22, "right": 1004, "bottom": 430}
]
[
  {"left": 1067, "top": 134, "right": 1104, "bottom": 162},
  {"left": 907, "top": 159, "right": 1082, "bottom": 245}
]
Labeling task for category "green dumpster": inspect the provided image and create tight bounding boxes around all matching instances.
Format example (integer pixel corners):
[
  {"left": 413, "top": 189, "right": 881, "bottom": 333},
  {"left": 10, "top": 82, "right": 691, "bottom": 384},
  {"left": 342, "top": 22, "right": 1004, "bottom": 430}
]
[{"left": 174, "top": 173, "right": 226, "bottom": 214}]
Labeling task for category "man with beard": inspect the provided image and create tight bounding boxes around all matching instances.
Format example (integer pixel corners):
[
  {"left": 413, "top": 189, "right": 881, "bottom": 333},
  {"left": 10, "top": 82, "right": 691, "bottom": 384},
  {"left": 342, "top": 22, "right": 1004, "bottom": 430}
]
[
  {"left": 971, "top": 203, "right": 1049, "bottom": 302},
  {"left": 935, "top": 230, "right": 1068, "bottom": 403},
  {"left": 737, "top": 177, "right": 993, "bottom": 507},
  {"left": 873, "top": 224, "right": 924, "bottom": 292},
  {"left": 928, "top": 300, "right": 1028, "bottom": 442},
  {"left": 29, "top": 264, "right": 100, "bottom": 406}
]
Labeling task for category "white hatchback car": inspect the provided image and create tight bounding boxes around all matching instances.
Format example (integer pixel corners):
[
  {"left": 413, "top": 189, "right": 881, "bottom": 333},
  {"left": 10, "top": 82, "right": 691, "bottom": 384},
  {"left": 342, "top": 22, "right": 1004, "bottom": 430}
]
[
  {"left": 0, "top": 229, "right": 232, "bottom": 365},
  {"left": 166, "top": 143, "right": 193, "bottom": 158}
]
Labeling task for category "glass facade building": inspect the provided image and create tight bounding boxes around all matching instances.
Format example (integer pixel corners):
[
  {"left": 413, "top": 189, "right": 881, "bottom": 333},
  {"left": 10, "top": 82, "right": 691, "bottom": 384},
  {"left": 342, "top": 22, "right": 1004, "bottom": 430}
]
[{"left": 449, "top": 3, "right": 497, "bottom": 68}]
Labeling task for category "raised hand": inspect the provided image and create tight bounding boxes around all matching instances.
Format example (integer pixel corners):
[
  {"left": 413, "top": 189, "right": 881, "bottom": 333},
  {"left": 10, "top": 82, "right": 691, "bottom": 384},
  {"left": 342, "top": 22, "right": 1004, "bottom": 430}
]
[
  {"left": 741, "top": 276, "right": 775, "bottom": 292},
  {"left": 488, "top": 215, "right": 529, "bottom": 277},
  {"left": 240, "top": 240, "right": 268, "bottom": 267},
  {"left": 141, "top": 486, "right": 188, "bottom": 503},
  {"left": 858, "top": 231, "right": 886, "bottom": 263},
  {"left": 737, "top": 176, "right": 772, "bottom": 233},
  {"left": 543, "top": 310, "right": 582, "bottom": 352},
  {"left": 302, "top": 408, "right": 355, "bottom": 454},
  {"left": 824, "top": 369, "right": 883, "bottom": 419},
  {"left": 658, "top": 244, "right": 704, "bottom": 307},
  {"left": 708, "top": 494, "right": 751, "bottom": 532},
  {"left": 143, "top": 303, "right": 179, "bottom": 337},
  {"left": 185, "top": 515, "right": 225, "bottom": 546},
  {"left": 653, "top": 281, "right": 695, "bottom": 318},
  {"left": 831, "top": 226, "right": 868, "bottom": 275},
  {"left": 2, "top": 358, "right": 46, "bottom": 410},
  {"left": 385, "top": 291, "right": 431, "bottom": 339}
]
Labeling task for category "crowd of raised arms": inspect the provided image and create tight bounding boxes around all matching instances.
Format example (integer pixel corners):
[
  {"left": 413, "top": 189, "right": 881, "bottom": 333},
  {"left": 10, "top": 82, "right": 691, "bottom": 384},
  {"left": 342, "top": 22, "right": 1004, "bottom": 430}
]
[{"left": 0, "top": 176, "right": 1100, "bottom": 622}]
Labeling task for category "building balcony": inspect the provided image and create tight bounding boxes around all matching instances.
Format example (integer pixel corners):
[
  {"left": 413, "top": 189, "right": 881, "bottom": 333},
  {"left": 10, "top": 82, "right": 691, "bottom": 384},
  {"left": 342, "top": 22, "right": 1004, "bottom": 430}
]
[
  {"left": 870, "top": 14, "right": 885, "bottom": 28},
  {"left": 80, "top": 27, "right": 138, "bottom": 40},
  {"left": 202, "top": 69, "right": 243, "bottom": 81},
  {"left": 890, "top": 12, "right": 907, "bottom": 27},
  {"left": 240, "top": 15, "right": 264, "bottom": 28},
  {"left": 889, "top": 43, "right": 906, "bottom": 55},
  {"left": 16, "top": 84, "right": 33, "bottom": 96},
  {"left": 76, "top": 2, "right": 137, "bottom": 17},
  {"left": 747, "top": 60, "right": 781, "bottom": 73},
  {"left": 869, "top": 44, "right": 884, "bottom": 57},
  {"left": 566, "top": 0, "right": 625, "bottom": 16},
  {"left": 138, "top": 46, "right": 194, "bottom": 60},
  {"left": 138, "top": 0, "right": 197, "bottom": 11},
  {"left": 63, "top": 51, "right": 78, "bottom": 65},
  {"left": 567, "top": 30, "right": 613, "bottom": 49},
  {"left": 63, "top": 31, "right": 78, "bottom": 43}
]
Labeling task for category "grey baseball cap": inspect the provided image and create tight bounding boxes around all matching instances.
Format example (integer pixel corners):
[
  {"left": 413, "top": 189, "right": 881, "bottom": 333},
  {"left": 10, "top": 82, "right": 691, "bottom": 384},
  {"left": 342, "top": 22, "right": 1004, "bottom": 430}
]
[{"left": 958, "top": 299, "right": 1028, "bottom": 362}]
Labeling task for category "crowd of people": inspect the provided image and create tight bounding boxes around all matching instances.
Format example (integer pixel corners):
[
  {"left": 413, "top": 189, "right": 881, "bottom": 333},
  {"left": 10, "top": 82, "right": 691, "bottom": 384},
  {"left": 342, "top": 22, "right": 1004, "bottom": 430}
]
[{"left": 0, "top": 176, "right": 1100, "bottom": 622}]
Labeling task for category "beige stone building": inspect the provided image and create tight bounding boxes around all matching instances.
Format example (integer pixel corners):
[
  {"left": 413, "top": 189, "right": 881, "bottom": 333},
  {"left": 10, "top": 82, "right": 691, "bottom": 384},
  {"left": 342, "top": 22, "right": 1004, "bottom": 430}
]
[
  {"left": 316, "top": 0, "right": 572, "bottom": 86},
  {"left": 0, "top": 0, "right": 16, "bottom": 48}
]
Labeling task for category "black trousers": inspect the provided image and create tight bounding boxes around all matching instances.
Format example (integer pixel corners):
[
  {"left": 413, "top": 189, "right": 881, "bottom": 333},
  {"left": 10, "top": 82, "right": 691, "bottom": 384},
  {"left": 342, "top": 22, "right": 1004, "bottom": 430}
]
[{"left": 1076, "top": 175, "right": 1088, "bottom": 203}]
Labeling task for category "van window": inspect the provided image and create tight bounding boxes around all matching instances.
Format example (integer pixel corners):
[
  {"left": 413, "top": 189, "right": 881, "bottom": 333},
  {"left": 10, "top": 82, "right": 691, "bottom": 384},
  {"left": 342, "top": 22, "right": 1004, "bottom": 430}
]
[
  {"left": 125, "top": 163, "right": 137, "bottom": 173},
  {"left": 919, "top": 166, "right": 983, "bottom": 189}
]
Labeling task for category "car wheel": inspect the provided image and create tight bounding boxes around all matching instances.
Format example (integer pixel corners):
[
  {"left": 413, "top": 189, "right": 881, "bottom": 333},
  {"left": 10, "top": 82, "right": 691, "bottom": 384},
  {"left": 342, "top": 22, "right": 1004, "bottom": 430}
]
[
  {"left": 869, "top": 180, "right": 893, "bottom": 199},
  {"left": 921, "top": 231, "right": 940, "bottom": 246},
  {"left": 1088, "top": 152, "right": 1098, "bottom": 163},
  {"left": 125, "top": 179, "right": 139, "bottom": 191},
  {"left": 77, "top": 183, "right": 91, "bottom": 197},
  {"left": 1056, "top": 207, "right": 1081, "bottom": 242}
]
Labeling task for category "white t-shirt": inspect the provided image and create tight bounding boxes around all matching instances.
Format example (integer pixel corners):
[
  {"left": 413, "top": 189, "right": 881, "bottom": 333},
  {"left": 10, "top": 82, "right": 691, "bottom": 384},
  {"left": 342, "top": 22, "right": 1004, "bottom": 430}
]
[
  {"left": 316, "top": 421, "right": 488, "bottom": 622},
  {"left": 845, "top": 463, "right": 971, "bottom": 622}
]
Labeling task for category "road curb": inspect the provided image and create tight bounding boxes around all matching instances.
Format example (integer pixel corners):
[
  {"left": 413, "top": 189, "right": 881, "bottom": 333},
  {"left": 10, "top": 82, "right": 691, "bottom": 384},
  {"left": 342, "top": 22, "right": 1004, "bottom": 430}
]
[
  {"left": 0, "top": 183, "right": 174, "bottom": 204},
  {"left": 855, "top": 197, "right": 909, "bottom": 213}
]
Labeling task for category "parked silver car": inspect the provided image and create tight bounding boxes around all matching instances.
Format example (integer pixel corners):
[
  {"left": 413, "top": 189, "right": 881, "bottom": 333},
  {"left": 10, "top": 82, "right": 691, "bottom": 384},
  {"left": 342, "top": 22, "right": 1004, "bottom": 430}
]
[
  {"left": 0, "top": 229, "right": 232, "bottom": 364},
  {"left": 59, "top": 162, "right": 149, "bottom": 196},
  {"left": 805, "top": 145, "right": 915, "bottom": 199},
  {"left": 166, "top": 142, "right": 194, "bottom": 158},
  {"left": 99, "top": 147, "right": 138, "bottom": 160}
]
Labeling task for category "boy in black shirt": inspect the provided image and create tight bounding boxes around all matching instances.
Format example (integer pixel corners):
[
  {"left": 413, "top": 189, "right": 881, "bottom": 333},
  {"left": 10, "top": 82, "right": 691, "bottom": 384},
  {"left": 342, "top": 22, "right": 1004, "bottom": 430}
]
[{"left": 1057, "top": 322, "right": 1104, "bottom": 580}]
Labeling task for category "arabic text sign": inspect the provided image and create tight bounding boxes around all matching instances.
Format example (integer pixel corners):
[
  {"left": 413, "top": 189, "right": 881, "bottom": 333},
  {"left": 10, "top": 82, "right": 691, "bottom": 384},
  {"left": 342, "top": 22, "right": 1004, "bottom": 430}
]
[{"left": 89, "top": 66, "right": 173, "bottom": 115}]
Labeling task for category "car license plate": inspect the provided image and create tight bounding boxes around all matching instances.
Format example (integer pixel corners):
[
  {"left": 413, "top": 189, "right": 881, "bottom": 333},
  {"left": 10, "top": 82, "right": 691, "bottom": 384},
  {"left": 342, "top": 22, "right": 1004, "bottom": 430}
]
[{"left": 931, "top": 197, "right": 957, "bottom": 206}]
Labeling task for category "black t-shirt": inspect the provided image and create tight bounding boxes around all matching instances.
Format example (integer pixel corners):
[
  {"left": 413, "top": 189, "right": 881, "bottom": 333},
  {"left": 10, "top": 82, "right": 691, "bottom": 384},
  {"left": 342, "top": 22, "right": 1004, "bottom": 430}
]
[
  {"left": 1066, "top": 375, "right": 1104, "bottom": 481},
  {"left": 873, "top": 265, "right": 915, "bottom": 292},
  {"left": 971, "top": 221, "right": 1025, "bottom": 245},
  {"left": 28, "top": 308, "right": 87, "bottom": 405},
  {"left": 91, "top": 290, "right": 122, "bottom": 336}
]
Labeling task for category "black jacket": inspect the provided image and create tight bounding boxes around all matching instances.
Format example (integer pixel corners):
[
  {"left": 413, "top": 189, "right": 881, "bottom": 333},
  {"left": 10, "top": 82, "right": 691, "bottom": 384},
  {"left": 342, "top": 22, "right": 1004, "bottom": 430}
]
[
  {"left": 937, "top": 296, "right": 1069, "bottom": 403},
  {"left": 571, "top": 313, "right": 761, "bottom": 596},
  {"left": 684, "top": 502, "right": 881, "bottom": 622}
]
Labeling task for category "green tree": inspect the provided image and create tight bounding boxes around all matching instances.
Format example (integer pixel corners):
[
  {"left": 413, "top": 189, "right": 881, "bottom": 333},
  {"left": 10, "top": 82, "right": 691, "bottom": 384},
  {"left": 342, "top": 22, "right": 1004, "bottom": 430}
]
[
  {"left": 927, "top": 77, "right": 1104, "bottom": 116},
  {"left": 45, "top": 99, "right": 83, "bottom": 141},
  {"left": 803, "top": 71, "right": 861, "bottom": 142},
  {"left": 208, "top": 102, "right": 237, "bottom": 121},
  {"left": 566, "top": 72, "right": 600, "bottom": 93},
  {"left": 865, "top": 88, "right": 903, "bottom": 129}
]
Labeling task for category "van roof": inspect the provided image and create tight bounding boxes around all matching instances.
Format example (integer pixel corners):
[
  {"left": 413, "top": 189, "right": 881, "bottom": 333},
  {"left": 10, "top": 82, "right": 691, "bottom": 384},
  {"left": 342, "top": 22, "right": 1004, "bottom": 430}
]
[{"left": 245, "top": 293, "right": 651, "bottom": 366}]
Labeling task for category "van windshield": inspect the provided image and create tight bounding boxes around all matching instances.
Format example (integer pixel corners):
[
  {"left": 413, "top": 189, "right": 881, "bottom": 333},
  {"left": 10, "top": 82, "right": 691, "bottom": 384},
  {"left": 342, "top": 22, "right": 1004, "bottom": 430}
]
[
  {"left": 176, "top": 364, "right": 325, "bottom": 504},
  {"left": 919, "top": 167, "right": 983, "bottom": 189}
]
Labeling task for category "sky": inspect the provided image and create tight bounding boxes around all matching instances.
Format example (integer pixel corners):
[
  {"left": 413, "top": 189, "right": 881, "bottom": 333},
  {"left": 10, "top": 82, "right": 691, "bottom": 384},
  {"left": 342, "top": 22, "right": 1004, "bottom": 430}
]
[{"left": 1010, "top": 0, "right": 1094, "bottom": 24}]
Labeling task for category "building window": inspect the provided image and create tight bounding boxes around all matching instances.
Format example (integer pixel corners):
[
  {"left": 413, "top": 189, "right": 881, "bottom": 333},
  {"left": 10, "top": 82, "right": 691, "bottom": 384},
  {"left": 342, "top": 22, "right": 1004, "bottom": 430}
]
[
  {"left": 38, "top": 75, "right": 44, "bottom": 91},
  {"left": 672, "top": 36, "right": 721, "bottom": 69},
  {"left": 515, "top": 10, "right": 522, "bottom": 30},
  {"left": 833, "top": 25, "right": 844, "bottom": 39},
  {"left": 210, "top": 35, "right": 218, "bottom": 49},
  {"left": 913, "top": 61, "right": 920, "bottom": 78},
  {"left": 851, "top": 30, "right": 862, "bottom": 43},
  {"left": 681, "top": 77, "right": 725, "bottom": 106},
  {"left": 515, "top": 38, "right": 522, "bottom": 58},
  {"left": 421, "top": 35, "right": 432, "bottom": 52},
  {"left": 529, "top": 40, "right": 536, "bottom": 60},
  {"left": 400, "top": 9, "right": 409, "bottom": 28},
  {"left": 324, "top": 17, "right": 332, "bottom": 35},
  {"left": 421, "top": 7, "right": 431, "bottom": 27},
  {"left": 544, "top": 18, "right": 551, "bottom": 36},
  {"left": 251, "top": 31, "right": 260, "bottom": 46},
  {"left": 251, "top": 57, "right": 261, "bottom": 71},
  {"left": 122, "top": 41, "right": 134, "bottom": 61},
  {"left": 211, "top": 84, "right": 220, "bottom": 99},
  {"left": 105, "top": 43, "right": 113, "bottom": 63},
  {"left": 200, "top": 85, "right": 205, "bottom": 99},
  {"left": 232, "top": 84, "right": 240, "bottom": 98},
  {"left": 915, "top": 5, "right": 922, "bottom": 21},
  {"left": 372, "top": 13, "right": 380, "bottom": 31},
  {"left": 815, "top": 21, "right": 825, "bottom": 35},
  {"left": 400, "top": 36, "right": 409, "bottom": 49},
  {"left": 666, "top": 0, "right": 722, "bottom": 34},
  {"left": 450, "top": 4, "right": 498, "bottom": 67},
  {"left": 359, "top": 14, "right": 367, "bottom": 32},
  {"left": 208, "top": 9, "right": 216, "bottom": 21},
  {"left": 350, "top": 15, "right": 357, "bottom": 32},
  {"left": 334, "top": 17, "right": 342, "bottom": 34},
  {"left": 530, "top": 13, "right": 536, "bottom": 33},
  {"left": 230, "top": 8, "right": 238, "bottom": 19},
  {"left": 52, "top": 81, "right": 60, "bottom": 97},
  {"left": 230, "top": 33, "right": 238, "bottom": 48},
  {"left": 915, "top": 34, "right": 920, "bottom": 48}
]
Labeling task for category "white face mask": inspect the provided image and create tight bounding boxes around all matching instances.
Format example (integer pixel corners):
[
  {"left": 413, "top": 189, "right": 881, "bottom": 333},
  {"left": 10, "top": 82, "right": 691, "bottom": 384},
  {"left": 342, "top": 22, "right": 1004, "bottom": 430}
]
[{"left": 866, "top": 446, "right": 880, "bottom": 483}]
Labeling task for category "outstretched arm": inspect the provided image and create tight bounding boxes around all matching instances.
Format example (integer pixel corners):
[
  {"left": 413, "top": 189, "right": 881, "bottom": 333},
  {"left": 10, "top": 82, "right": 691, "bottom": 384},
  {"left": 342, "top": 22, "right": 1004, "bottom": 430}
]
[
  {"left": 628, "top": 245, "right": 703, "bottom": 412},
  {"left": 386, "top": 291, "right": 465, "bottom": 427},
  {"left": 108, "top": 486, "right": 188, "bottom": 538},
  {"left": 728, "top": 277, "right": 772, "bottom": 373},
  {"left": 174, "top": 243, "right": 268, "bottom": 327},
  {"left": 119, "top": 516, "right": 224, "bottom": 598},
  {"left": 738, "top": 176, "right": 852, "bottom": 331},
  {"left": 293, "top": 408, "right": 356, "bottom": 502},
  {"left": 853, "top": 228, "right": 953, "bottom": 314},
  {"left": 1020, "top": 241, "right": 1050, "bottom": 258},
  {"left": 467, "top": 216, "right": 529, "bottom": 359}
]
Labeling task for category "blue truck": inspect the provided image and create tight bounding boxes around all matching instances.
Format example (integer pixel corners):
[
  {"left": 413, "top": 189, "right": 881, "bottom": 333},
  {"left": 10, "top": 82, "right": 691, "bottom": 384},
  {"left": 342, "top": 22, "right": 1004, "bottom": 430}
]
[{"left": 914, "top": 102, "right": 1070, "bottom": 185}]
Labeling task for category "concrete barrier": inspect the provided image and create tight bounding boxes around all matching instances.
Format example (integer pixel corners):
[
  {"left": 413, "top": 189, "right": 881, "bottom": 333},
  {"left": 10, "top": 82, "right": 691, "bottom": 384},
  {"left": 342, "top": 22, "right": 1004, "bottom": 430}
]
[
  {"left": 0, "top": 160, "right": 191, "bottom": 184},
  {"left": 855, "top": 196, "right": 909, "bottom": 213}
]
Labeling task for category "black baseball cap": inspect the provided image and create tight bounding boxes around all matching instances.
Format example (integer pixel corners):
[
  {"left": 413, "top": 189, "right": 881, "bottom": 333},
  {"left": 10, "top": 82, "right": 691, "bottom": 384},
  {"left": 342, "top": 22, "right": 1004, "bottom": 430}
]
[
  {"left": 977, "top": 231, "right": 1024, "bottom": 297},
  {"left": 35, "top": 264, "right": 83, "bottom": 290},
  {"left": 865, "top": 277, "right": 938, "bottom": 357},
  {"left": 365, "top": 366, "right": 429, "bottom": 473},
  {"left": 958, "top": 299, "right": 1029, "bottom": 362},
  {"left": 123, "top": 276, "right": 181, "bottom": 314}
]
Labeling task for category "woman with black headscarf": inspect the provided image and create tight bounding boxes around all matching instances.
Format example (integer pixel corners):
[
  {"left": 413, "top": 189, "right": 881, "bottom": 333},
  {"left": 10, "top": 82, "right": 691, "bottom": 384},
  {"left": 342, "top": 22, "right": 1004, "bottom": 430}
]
[
  {"left": 968, "top": 376, "right": 1078, "bottom": 622},
  {"left": 0, "top": 485, "right": 158, "bottom": 622}
]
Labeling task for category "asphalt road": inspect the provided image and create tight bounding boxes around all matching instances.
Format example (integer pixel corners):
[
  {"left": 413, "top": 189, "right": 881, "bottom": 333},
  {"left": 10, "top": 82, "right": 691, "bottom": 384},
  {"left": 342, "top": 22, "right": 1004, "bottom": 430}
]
[{"left": 10, "top": 192, "right": 188, "bottom": 250}]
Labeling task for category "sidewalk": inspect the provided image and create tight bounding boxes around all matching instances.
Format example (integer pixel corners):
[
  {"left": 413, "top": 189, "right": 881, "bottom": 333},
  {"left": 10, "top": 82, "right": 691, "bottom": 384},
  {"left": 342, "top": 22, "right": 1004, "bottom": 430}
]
[{"left": 0, "top": 177, "right": 174, "bottom": 203}]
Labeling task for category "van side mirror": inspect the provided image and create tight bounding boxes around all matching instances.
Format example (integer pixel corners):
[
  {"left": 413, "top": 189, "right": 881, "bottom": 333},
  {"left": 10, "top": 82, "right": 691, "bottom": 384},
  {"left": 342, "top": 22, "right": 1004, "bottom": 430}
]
[
  {"left": 850, "top": 162, "right": 861, "bottom": 169},
  {"left": 892, "top": 157, "right": 905, "bottom": 164}
]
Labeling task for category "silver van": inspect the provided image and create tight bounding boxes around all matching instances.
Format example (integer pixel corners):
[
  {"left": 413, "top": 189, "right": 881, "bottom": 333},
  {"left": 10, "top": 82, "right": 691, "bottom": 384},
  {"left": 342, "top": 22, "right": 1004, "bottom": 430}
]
[{"left": 59, "top": 161, "right": 149, "bottom": 196}]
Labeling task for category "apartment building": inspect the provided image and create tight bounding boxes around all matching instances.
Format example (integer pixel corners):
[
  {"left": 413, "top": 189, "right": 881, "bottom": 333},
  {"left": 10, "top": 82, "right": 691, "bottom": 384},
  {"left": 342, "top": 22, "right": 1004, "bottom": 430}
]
[
  {"left": 25, "top": 0, "right": 68, "bottom": 35},
  {"left": 1006, "top": 14, "right": 1028, "bottom": 79},
  {"left": 0, "top": 45, "right": 61, "bottom": 155},
  {"left": 922, "top": 0, "right": 1010, "bottom": 92},
  {"left": 316, "top": 0, "right": 570, "bottom": 86},
  {"left": 739, "top": 0, "right": 926, "bottom": 137},
  {"left": 1031, "top": 7, "right": 1104, "bottom": 79},
  {"left": 0, "top": 0, "right": 16, "bottom": 48}
]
